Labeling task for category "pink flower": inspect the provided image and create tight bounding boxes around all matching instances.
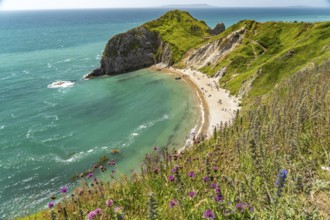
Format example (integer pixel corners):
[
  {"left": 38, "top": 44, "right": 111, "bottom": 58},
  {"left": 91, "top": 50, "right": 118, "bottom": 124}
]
[
  {"left": 95, "top": 208, "right": 102, "bottom": 215},
  {"left": 168, "top": 175, "right": 175, "bottom": 182},
  {"left": 87, "top": 211, "right": 97, "bottom": 220},
  {"left": 106, "top": 199, "right": 114, "bottom": 207}
]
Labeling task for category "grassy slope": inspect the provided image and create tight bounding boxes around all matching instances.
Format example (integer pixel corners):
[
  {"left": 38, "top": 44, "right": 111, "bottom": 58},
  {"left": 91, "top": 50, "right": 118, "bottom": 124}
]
[
  {"left": 144, "top": 10, "right": 211, "bottom": 63},
  {"left": 199, "top": 20, "right": 330, "bottom": 99}
]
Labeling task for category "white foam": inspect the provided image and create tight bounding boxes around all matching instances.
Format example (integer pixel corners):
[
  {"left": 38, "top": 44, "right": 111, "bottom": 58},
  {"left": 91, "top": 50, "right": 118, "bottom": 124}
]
[
  {"left": 47, "top": 80, "right": 75, "bottom": 89},
  {"left": 132, "top": 133, "right": 139, "bottom": 136},
  {"left": 0, "top": 125, "right": 4, "bottom": 130}
]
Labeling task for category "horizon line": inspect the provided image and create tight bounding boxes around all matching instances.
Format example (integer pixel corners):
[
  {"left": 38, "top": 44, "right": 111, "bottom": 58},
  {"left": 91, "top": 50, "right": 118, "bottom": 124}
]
[{"left": 0, "top": 5, "right": 328, "bottom": 12}]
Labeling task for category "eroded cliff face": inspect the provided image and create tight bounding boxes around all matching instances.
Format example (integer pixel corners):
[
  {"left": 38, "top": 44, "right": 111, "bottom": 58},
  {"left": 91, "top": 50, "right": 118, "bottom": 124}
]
[
  {"left": 86, "top": 27, "right": 170, "bottom": 78},
  {"left": 185, "top": 27, "right": 245, "bottom": 69}
]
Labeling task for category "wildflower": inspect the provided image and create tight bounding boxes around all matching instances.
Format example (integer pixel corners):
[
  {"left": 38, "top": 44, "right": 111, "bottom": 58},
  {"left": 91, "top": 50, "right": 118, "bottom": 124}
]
[
  {"left": 275, "top": 169, "right": 288, "bottom": 196},
  {"left": 60, "top": 186, "right": 68, "bottom": 193},
  {"left": 213, "top": 166, "right": 219, "bottom": 172},
  {"left": 153, "top": 146, "right": 158, "bottom": 151},
  {"left": 236, "top": 203, "right": 249, "bottom": 212},
  {"left": 95, "top": 208, "right": 102, "bottom": 215},
  {"left": 215, "top": 187, "right": 221, "bottom": 194},
  {"left": 93, "top": 164, "right": 98, "bottom": 169},
  {"left": 214, "top": 186, "right": 223, "bottom": 202},
  {"left": 87, "top": 172, "right": 93, "bottom": 178},
  {"left": 169, "top": 199, "right": 178, "bottom": 208},
  {"left": 202, "top": 209, "right": 216, "bottom": 219},
  {"left": 114, "top": 206, "right": 124, "bottom": 214},
  {"left": 168, "top": 175, "right": 175, "bottom": 182},
  {"left": 48, "top": 202, "right": 55, "bottom": 208},
  {"left": 203, "top": 176, "right": 209, "bottom": 182},
  {"left": 188, "top": 171, "right": 196, "bottom": 178},
  {"left": 188, "top": 191, "right": 196, "bottom": 198},
  {"left": 108, "top": 160, "right": 116, "bottom": 166},
  {"left": 210, "top": 183, "right": 217, "bottom": 189},
  {"left": 87, "top": 211, "right": 97, "bottom": 220},
  {"left": 171, "top": 167, "right": 177, "bottom": 173},
  {"left": 214, "top": 194, "right": 224, "bottom": 202},
  {"left": 106, "top": 199, "right": 114, "bottom": 207}
]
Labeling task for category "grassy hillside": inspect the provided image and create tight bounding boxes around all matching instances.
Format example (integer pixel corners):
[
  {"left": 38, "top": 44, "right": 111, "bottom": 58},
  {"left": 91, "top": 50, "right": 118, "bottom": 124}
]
[
  {"left": 144, "top": 10, "right": 211, "bottom": 63},
  {"left": 198, "top": 20, "right": 330, "bottom": 99}
]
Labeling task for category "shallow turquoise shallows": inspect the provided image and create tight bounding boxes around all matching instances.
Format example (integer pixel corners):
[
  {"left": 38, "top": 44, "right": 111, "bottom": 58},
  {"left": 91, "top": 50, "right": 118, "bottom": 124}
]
[{"left": 1, "top": 8, "right": 330, "bottom": 219}]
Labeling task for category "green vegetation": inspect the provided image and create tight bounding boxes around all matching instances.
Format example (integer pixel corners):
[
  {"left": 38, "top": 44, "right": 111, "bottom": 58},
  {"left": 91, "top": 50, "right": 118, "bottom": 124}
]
[
  {"left": 199, "top": 20, "right": 330, "bottom": 99},
  {"left": 144, "top": 10, "right": 211, "bottom": 63}
]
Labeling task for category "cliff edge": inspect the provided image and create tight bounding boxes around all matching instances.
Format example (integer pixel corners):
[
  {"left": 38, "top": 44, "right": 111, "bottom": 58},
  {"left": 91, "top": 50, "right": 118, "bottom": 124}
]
[{"left": 86, "top": 10, "right": 221, "bottom": 78}]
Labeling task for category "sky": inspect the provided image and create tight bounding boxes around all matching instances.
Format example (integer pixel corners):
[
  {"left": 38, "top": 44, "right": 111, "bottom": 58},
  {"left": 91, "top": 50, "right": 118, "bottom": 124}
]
[{"left": 0, "top": 0, "right": 329, "bottom": 11}]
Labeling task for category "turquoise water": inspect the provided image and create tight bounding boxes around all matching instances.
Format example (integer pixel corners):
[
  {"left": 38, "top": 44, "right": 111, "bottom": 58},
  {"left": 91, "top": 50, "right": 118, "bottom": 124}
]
[{"left": 0, "top": 8, "right": 330, "bottom": 219}]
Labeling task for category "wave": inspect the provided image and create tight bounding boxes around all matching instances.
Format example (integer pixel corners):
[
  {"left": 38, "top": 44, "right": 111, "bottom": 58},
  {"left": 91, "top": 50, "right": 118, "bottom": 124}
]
[
  {"left": 120, "top": 114, "right": 170, "bottom": 147},
  {"left": 47, "top": 80, "right": 75, "bottom": 89}
]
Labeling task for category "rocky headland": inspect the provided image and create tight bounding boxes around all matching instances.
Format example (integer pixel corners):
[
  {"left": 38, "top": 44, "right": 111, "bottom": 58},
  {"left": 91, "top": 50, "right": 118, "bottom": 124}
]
[{"left": 85, "top": 10, "right": 225, "bottom": 78}]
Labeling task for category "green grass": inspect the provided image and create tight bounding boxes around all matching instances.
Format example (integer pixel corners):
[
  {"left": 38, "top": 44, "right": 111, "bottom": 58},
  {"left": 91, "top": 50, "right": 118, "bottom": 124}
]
[
  {"left": 196, "top": 21, "right": 330, "bottom": 100},
  {"left": 143, "top": 10, "right": 211, "bottom": 64}
]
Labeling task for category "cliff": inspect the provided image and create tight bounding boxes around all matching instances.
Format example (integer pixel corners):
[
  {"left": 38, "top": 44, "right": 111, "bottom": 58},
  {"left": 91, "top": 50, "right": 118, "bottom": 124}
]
[{"left": 86, "top": 10, "right": 213, "bottom": 78}]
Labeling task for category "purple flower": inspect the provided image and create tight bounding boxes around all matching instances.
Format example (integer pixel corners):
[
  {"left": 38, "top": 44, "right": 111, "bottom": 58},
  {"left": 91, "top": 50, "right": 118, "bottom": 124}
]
[
  {"left": 87, "top": 172, "right": 94, "bottom": 179},
  {"left": 108, "top": 160, "right": 116, "bottom": 166},
  {"left": 202, "top": 209, "right": 216, "bottom": 219},
  {"left": 169, "top": 199, "right": 178, "bottom": 208},
  {"left": 95, "top": 208, "right": 102, "bottom": 215},
  {"left": 236, "top": 203, "right": 249, "bottom": 211},
  {"left": 275, "top": 169, "right": 288, "bottom": 196},
  {"left": 171, "top": 167, "right": 177, "bottom": 173},
  {"left": 210, "top": 183, "right": 217, "bottom": 189},
  {"left": 168, "top": 175, "right": 175, "bottom": 182},
  {"left": 214, "top": 194, "right": 224, "bottom": 202},
  {"left": 203, "top": 176, "right": 209, "bottom": 182},
  {"left": 106, "top": 199, "right": 114, "bottom": 207},
  {"left": 60, "top": 186, "right": 68, "bottom": 193},
  {"left": 213, "top": 166, "right": 219, "bottom": 172},
  {"left": 188, "top": 171, "right": 196, "bottom": 178},
  {"left": 48, "top": 202, "right": 55, "bottom": 208},
  {"left": 215, "top": 187, "right": 221, "bottom": 194},
  {"left": 188, "top": 191, "right": 196, "bottom": 198},
  {"left": 153, "top": 146, "right": 158, "bottom": 151},
  {"left": 87, "top": 211, "right": 97, "bottom": 220}
]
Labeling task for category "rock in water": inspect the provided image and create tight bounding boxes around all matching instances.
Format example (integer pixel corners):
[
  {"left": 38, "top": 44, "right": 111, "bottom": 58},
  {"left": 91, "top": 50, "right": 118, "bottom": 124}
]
[{"left": 209, "top": 23, "right": 226, "bottom": 35}]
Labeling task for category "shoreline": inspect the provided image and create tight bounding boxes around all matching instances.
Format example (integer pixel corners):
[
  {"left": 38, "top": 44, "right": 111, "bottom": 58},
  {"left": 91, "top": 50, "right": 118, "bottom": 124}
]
[{"left": 149, "top": 64, "right": 240, "bottom": 146}]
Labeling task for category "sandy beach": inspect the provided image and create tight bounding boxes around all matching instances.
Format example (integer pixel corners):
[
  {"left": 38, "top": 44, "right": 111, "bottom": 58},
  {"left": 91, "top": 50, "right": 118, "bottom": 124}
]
[{"left": 150, "top": 64, "right": 240, "bottom": 140}]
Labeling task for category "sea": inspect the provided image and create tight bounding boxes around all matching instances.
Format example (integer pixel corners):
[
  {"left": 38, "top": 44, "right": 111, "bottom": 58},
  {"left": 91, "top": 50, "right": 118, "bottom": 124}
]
[{"left": 0, "top": 7, "right": 329, "bottom": 219}]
